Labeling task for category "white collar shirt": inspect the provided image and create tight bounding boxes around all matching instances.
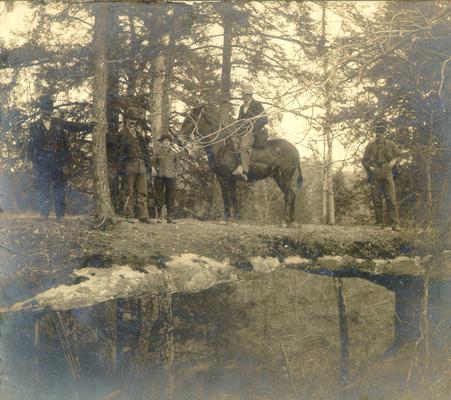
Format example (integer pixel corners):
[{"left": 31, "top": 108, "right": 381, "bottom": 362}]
[
  {"left": 42, "top": 118, "right": 51, "bottom": 130},
  {"left": 243, "top": 99, "right": 252, "bottom": 114}
]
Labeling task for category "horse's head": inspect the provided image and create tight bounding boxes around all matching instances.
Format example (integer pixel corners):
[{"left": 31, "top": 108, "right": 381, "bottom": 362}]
[{"left": 177, "top": 103, "right": 206, "bottom": 144}]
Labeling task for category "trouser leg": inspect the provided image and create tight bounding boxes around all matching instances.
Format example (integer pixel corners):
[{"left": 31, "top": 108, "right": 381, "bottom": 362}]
[
  {"left": 135, "top": 160, "right": 149, "bottom": 219},
  {"left": 165, "top": 178, "right": 176, "bottom": 220},
  {"left": 154, "top": 177, "right": 165, "bottom": 217},
  {"left": 52, "top": 170, "right": 66, "bottom": 219},
  {"left": 371, "top": 179, "right": 384, "bottom": 225},
  {"left": 36, "top": 170, "right": 51, "bottom": 218},
  {"left": 147, "top": 175, "right": 156, "bottom": 218},
  {"left": 253, "top": 129, "right": 268, "bottom": 148},
  {"left": 109, "top": 170, "right": 122, "bottom": 214},
  {"left": 240, "top": 148, "right": 250, "bottom": 173},
  {"left": 240, "top": 134, "right": 254, "bottom": 173},
  {"left": 384, "top": 176, "right": 399, "bottom": 227},
  {"left": 124, "top": 161, "right": 138, "bottom": 218}
]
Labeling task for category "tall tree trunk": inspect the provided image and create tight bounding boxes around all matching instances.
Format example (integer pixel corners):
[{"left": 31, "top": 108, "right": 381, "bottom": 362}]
[
  {"left": 107, "top": 10, "right": 122, "bottom": 213},
  {"left": 326, "top": 133, "right": 335, "bottom": 224},
  {"left": 416, "top": 121, "right": 433, "bottom": 226},
  {"left": 161, "top": 42, "right": 175, "bottom": 136},
  {"left": 92, "top": 3, "right": 114, "bottom": 221},
  {"left": 150, "top": 32, "right": 172, "bottom": 144},
  {"left": 219, "top": 1, "right": 233, "bottom": 126},
  {"left": 106, "top": 8, "right": 120, "bottom": 136},
  {"left": 125, "top": 13, "right": 139, "bottom": 100},
  {"left": 320, "top": 3, "right": 335, "bottom": 225},
  {"left": 145, "top": 8, "right": 177, "bottom": 144}
]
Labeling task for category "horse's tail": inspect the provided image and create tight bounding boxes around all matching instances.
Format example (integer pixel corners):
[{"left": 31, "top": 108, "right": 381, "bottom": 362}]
[{"left": 296, "top": 163, "right": 304, "bottom": 190}]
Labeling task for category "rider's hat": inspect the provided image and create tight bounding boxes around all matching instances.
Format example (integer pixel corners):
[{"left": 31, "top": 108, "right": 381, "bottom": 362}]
[{"left": 241, "top": 85, "right": 253, "bottom": 95}]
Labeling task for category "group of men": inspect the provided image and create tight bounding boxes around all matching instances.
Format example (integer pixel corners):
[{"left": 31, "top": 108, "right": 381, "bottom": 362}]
[
  {"left": 28, "top": 96, "right": 179, "bottom": 224},
  {"left": 117, "top": 106, "right": 179, "bottom": 224},
  {"left": 26, "top": 86, "right": 269, "bottom": 224},
  {"left": 26, "top": 88, "right": 402, "bottom": 230}
]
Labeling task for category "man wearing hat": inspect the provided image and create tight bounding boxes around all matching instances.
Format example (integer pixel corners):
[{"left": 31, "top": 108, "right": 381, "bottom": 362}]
[
  {"left": 233, "top": 85, "right": 268, "bottom": 180},
  {"left": 362, "top": 119, "right": 401, "bottom": 230},
  {"left": 151, "top": 133, "right": 179, "bottom": 223},
  {"left": 118, "top": 107, "right": 152, "bottom": 223},
  {"left": 28, "top": 95, "right": 94, "bottom": 221}
]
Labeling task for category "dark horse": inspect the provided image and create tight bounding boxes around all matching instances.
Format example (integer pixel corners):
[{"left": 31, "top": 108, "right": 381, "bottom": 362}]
[{"left": 178, "top": 104, "right": 303, "bottom": 226}]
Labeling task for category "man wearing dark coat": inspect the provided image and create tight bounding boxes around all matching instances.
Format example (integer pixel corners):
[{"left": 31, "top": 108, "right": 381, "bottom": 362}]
[
  {"left": 362, "top": 119, "right": 401, "bottom": 230},
  {"left": 28, "top": 95, "right": 94, "bottom": 221},
  {"left": 233, "top": 85, "right": 269, "bottom": 181},
  {"left": 118, "top": 107, "right": 151, "bottom": 223}
]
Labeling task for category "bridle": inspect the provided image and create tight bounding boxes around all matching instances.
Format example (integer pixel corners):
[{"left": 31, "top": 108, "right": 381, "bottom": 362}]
[
  {"left": 182, "top": 104, "right": 254, "bottom": 149},
  {"left": 184, "top": 106, "right": 204, "bottom": 143}
]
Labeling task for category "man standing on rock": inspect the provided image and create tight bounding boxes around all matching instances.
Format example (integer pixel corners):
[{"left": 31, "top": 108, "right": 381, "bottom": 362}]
[
  {"left": 362, "top": 119, "right": 401, "bottom": 231},
  {"left": 28, "top": 95, "right": 94, "bottom": 221},
  {"left": 232, "top": 85, "right": 268, "bottom": 181},
  {"left": 119, "top": 107, "right": 152, "bottom": 223},
  {"left": 151, "top": 133, "right": 179, "bottom": 224}
]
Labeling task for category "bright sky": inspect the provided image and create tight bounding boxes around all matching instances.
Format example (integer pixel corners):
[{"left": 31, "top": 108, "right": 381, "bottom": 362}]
[{"left": 0, "top": 2, "right": 33, "bottom": 46}]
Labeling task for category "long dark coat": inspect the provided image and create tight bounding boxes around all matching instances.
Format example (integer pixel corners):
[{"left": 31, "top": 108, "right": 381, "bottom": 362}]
[{"left": 28, "top": 118, "right": 92, "bottom": 171}]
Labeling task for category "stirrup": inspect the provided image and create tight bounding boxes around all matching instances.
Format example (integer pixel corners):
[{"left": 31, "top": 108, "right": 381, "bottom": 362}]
[{"left": 232, "top": 165, "right": 244, "bottom": 175}]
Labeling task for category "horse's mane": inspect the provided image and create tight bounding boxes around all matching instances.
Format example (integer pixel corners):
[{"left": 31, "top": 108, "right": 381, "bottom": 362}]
[{"left": 201, "top": 103, "right": 220, "bottom": 126}]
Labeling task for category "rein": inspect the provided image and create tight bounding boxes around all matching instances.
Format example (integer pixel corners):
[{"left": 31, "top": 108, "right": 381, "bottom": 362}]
[{"left": 185, "top": 107, "right": 254, "bottom": 149}]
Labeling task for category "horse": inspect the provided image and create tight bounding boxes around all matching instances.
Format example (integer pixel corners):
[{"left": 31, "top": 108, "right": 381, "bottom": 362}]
[{"left": 177, "top": 103, "right": 303, "bottom": 226}]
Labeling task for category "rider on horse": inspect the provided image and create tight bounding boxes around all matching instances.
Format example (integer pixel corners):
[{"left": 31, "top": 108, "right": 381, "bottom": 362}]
[{"left": 232, "top": 85, "right": 268, "bottom": 181}]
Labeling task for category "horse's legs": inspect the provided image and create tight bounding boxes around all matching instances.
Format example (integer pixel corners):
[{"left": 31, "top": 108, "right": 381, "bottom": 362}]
[
  {"left": 273, "top": 170, "right": 296, "bottom": 226},
  {"left": 229, "top": 178, "right": 241, "bottom": 220},
  {"left": 288, "top": 189, "right": 296, "bottom": 223},
  {"left": 217, "top": 177, "right": 231, "bottom": 222}
]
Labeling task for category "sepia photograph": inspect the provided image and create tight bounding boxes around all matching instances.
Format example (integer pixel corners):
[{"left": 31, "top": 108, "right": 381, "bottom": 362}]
[{"left": 0, "top": 1, "right": 450, "bottom": 399}]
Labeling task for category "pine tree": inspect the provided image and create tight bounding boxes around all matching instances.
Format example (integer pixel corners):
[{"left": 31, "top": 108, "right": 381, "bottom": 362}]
[{"left": 91, "top": 2, "right": 114, "bottom": 223}]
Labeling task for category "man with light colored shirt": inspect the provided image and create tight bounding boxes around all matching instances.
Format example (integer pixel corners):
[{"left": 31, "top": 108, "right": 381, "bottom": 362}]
[
  {"left": 118, "top": 107, "right": 151, "bottom": 223},
  {"left": 232, "top": 85, "right": 268, "bottom": 181},
  {"left": 362, "top": 119, "right": 401, "bottom": 231},
  {"left": 152, "top": 134, "right": 179, "bottom": 224}
]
